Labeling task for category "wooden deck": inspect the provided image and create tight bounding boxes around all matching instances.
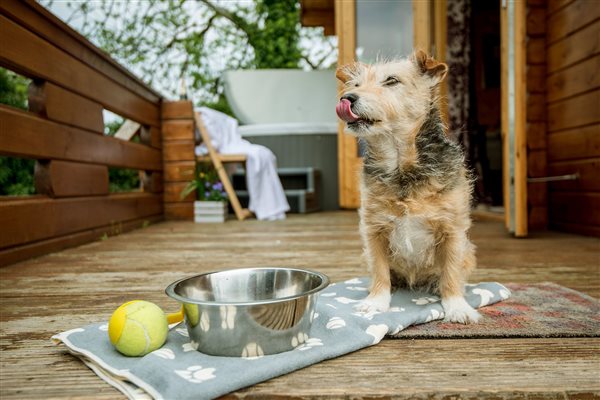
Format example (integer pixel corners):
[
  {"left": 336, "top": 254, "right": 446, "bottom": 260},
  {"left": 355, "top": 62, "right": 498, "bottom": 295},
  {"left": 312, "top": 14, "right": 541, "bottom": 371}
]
[{"left": 1, "top": 211, "right": 599, "bottom": 399}]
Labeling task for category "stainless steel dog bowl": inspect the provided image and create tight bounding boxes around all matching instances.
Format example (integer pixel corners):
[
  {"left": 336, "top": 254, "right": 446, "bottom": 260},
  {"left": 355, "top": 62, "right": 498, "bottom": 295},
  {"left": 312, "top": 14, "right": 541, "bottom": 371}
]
[{"left": 165, "top": 267, "right": 329, "bottom": 357}]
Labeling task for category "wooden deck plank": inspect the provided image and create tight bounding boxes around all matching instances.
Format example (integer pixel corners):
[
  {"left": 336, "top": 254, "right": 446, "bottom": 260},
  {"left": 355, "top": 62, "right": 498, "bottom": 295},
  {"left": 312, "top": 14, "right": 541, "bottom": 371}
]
[{"left": 1, "top": 212, "right": 599, "bottom": 399}]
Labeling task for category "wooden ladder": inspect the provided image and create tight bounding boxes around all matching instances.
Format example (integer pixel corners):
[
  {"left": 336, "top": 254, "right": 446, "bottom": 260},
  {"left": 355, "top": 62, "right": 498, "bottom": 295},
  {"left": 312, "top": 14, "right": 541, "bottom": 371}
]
[{"left": 193, "top": 112, "right": 252, "bottom": 221}]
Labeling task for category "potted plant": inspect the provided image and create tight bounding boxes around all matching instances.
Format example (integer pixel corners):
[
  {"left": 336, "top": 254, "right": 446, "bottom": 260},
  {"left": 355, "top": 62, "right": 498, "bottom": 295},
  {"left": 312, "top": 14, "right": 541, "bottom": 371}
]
[{"left": 181, "top": 164, "right": 228, "bottom": 223}]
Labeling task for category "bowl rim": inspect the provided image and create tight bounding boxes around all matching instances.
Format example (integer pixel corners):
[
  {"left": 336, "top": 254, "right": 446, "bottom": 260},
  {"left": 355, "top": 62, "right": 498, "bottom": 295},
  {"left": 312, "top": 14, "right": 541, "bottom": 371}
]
[{"left": 164, "top": 267, "right": 330, "bottom": 306}]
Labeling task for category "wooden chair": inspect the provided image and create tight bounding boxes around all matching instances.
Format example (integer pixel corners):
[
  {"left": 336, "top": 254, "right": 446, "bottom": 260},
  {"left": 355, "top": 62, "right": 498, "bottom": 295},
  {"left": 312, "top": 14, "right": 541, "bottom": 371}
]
[{"left": 194, "top": 112, "right": 252, "bottom": 221}]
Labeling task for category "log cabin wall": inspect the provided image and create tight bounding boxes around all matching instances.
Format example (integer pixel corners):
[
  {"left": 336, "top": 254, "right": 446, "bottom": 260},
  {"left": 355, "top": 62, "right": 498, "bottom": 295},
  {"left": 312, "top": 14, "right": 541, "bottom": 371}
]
[
  {"left": 526, "top": 0, "right": 549, "bottom": 230},
  {"left": 545, "top": 0, "right": 600, "bottom": 236},
  {"left": 0, "top": 0, "right": 165, "bottom": 265}
]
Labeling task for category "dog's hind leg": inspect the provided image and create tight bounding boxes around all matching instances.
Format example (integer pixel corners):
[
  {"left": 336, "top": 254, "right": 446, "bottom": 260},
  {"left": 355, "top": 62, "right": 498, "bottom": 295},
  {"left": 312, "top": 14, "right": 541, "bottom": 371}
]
[
  {"left": 436, "top": 232, "right": 480, "bottom": 324},
  {"left": 355, "top": 229, "right": 392, "bottom": 313}
]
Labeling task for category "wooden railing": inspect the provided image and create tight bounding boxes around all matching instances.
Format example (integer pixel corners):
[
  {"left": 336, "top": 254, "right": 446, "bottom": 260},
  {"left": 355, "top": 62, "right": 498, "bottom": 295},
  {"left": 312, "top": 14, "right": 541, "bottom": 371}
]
[{"left": 0, "top": 0, "right": 166, "bottom": 266}]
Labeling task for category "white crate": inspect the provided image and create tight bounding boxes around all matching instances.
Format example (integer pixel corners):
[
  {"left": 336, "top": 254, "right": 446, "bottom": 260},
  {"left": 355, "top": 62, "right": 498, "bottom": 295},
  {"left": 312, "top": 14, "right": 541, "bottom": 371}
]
[{"left": 194, "top": 201, "right": 227, "bottom": 223}]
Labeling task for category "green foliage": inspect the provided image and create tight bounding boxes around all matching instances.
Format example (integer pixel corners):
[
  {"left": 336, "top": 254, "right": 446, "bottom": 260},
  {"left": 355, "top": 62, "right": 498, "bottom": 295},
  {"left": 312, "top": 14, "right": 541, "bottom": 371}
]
[
  {"left": 108, "top": 167, "right": 140, "bottom": 193},
  {"left": 0, "top": 68, "right": 29, "bottom": 110},
  {"left": 0, "top": 157, "right": 35, "bottom": 196},
  {"left": 239, "top": 0, "right": 302, "bottom": 69},
  {"left": 0, "top": 68, "right": 35, "bottom": 196},
  {"left": 180, "top": 162, "right": 228, "bottom": 202}
]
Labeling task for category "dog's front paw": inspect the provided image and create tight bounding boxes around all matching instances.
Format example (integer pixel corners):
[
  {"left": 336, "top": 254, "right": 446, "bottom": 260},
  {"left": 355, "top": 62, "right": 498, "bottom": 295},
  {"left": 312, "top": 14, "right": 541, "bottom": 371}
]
[
  {"left": 442, "top": 296, "right": 480, "bottom": 324},
  {"left": 354, "top": 292, "right": 391, "bottom": 314}
]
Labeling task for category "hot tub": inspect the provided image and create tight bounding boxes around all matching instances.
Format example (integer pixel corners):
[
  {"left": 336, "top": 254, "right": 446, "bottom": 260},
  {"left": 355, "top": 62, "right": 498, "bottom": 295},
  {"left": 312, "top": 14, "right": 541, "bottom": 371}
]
[{"left": 223, "top": 69, "right": 339, "bottom": 210}]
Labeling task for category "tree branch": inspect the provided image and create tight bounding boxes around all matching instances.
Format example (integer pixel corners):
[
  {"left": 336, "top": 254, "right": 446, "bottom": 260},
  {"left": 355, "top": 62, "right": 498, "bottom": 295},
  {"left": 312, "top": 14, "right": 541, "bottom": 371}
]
[
  {"left": 197, "top": 0, "right": 253, "bottom": 37},
  {"left": 301, "top": 54, "right": 317, "bottom": 69},
  {"left": 163, "top": 14, "right": 217, "bottom": 52}
]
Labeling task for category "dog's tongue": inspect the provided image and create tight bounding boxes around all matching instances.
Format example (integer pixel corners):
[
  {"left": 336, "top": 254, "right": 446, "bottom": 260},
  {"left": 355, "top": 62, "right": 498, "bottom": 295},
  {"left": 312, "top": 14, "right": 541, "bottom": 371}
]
[{"left": 336, "top": 98, "right": 360, "bottom": 123}]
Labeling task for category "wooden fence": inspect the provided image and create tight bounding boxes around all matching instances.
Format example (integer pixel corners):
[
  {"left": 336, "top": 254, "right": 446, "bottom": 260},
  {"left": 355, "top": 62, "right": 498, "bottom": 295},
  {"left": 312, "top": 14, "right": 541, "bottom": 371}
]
[{"left": 0, "top": 0, "right": 167, "bottom": 265}]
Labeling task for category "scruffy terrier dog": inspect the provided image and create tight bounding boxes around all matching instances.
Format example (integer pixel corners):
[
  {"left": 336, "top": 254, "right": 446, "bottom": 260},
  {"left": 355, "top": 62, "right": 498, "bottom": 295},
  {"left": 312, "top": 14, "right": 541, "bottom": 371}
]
[{"left": 335, "top": 50, "right": 479, "bottom": 323}]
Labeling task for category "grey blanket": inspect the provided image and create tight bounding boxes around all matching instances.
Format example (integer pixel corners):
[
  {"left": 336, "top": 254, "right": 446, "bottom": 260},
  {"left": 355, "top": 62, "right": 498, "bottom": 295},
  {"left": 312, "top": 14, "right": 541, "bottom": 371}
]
[{"left": 52, "top": 278, "right": 510, "bottom": 399}]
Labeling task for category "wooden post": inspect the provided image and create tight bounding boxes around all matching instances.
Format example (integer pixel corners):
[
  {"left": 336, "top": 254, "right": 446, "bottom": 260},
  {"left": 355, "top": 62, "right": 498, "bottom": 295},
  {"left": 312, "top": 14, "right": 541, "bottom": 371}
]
[
  {"left": 335, "top": 0, "right": 360, "bottom": 209},
  {"left": 433, "top": 0, "right": 448, "bottom": 124},
  {"left": 161, "top": 100, "right": 195, "bottom": 219},
  {"left": 501, "top": 0, "right": 528, "bottom": 237},
  {"left": 413, "top": 0, "right": 432, "bottom": 54}
]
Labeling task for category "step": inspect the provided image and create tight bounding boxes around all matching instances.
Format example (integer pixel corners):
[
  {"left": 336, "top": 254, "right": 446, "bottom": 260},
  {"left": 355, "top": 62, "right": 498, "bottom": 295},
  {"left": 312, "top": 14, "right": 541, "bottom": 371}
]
[
  {"left": 234, "top": 189, "right": 319, "bottom": 214},
  {"left": 232, "top": 167, "right": 320, "bottom": 192}
]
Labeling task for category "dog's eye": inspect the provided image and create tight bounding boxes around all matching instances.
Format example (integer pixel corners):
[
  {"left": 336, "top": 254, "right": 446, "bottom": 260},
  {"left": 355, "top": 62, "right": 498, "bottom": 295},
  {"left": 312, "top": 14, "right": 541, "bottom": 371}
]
[{"left": 383, "top": 76, "right": 401, "bottom": 86}]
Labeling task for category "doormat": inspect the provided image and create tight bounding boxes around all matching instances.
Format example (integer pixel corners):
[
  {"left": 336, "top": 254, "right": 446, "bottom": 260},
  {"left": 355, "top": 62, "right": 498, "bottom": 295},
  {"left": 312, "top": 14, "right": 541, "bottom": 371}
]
[{"left": 393, "top": 283, "right": 600, "bottom": 339}]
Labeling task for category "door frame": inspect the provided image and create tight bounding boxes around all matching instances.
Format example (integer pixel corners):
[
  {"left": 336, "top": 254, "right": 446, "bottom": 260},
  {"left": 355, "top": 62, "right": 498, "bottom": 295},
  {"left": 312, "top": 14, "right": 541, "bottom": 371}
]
[{"left": 501, "top": 0, "right": 528, "bottom": 237}]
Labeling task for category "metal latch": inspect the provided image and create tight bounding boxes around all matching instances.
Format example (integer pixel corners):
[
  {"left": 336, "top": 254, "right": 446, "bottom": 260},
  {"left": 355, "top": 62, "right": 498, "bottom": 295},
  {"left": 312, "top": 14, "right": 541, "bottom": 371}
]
[{"left": 527, "top": 173, "right": 579, "bottom": 183}]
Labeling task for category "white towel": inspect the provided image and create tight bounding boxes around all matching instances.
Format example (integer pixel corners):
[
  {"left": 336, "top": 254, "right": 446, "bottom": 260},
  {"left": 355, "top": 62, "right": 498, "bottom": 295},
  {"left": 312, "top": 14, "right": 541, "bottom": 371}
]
[{"left": 195, "top": 107, "right": 290, "bottom": 220}]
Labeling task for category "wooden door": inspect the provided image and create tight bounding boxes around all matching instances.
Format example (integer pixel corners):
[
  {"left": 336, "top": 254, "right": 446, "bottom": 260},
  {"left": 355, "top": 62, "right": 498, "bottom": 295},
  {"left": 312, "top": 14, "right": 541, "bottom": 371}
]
[
  {"left": 336, "top": 0, "right": 446, "bottom": 208},
  {"left": 500, "top": 0, "right": 528, "bottom": 237}
]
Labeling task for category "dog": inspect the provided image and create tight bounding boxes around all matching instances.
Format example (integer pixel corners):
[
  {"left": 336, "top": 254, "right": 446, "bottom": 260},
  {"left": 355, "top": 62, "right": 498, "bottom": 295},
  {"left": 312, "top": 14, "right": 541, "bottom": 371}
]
[{"left": 335, "top": 50, "right": 480, "bottom": 324}]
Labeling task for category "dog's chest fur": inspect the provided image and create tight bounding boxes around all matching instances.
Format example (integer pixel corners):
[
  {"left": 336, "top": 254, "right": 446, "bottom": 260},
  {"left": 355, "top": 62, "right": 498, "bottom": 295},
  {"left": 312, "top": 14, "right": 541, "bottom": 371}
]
[
  {"left": 360, "top": 107, "right": 470, "bottom": 278},
  {"left": 389, "top": 213, "right": 436, "bottom": 267}
]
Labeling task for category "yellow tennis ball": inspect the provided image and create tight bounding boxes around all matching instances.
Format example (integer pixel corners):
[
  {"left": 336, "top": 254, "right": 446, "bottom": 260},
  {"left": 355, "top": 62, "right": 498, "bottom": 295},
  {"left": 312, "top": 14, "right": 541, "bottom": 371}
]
[{"left": 108, "top": 300, "right": 168, "bottom": 357}]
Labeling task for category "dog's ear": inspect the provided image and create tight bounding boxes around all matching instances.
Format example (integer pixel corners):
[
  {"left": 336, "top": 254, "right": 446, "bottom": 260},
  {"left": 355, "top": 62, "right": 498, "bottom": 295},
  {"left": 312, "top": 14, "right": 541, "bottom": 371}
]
[
  {"left": 412, "top": 49, "right": 448, "bottom": 84},
  {"left": 336, "top": 62, "right": 362, "bottom": 83}
]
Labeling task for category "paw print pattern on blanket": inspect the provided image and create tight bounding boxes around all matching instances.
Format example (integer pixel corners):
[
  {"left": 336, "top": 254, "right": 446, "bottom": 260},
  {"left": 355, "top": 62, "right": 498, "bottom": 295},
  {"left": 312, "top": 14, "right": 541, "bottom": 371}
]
[
  {"left": 472, "top": 288, "right": 495, "bottom": 307},
  {"left": 335, "top": 296, "right": 358, "bottom": 304},
  {"left": 411, "top": 296, "right": 439, "bottom": 305},
  {"left": 182, "top": 341, "right": 199, "bottom": 352},
  {"left": 352, "top": 308, "right": 381, "bottom": 320},
  {"left": 152, "top": 348, "right": 175, "bottom": 359},
  {"left": 344, "top": 278, "right": 363, "bottom": 285},
  {"left": 425, "top": 309, "right": 444, "bottom": 322},
  {"left": 326, "top": 317, "right": 346, "bottom": 329},
  {"left": 365, "top": 324, "right": 389, "bottom": 344},
  {"left": 176, "top": 327, "right": 189, "bottom": 337},
  {"left": 175, "top": 366, "right": 216, "bottom": 384},
  {"left": 346, "top": 286, "right": 368, "bottom": 291},
  {"left": 389, "top": 324, "right": 404, "bottom": 335}
]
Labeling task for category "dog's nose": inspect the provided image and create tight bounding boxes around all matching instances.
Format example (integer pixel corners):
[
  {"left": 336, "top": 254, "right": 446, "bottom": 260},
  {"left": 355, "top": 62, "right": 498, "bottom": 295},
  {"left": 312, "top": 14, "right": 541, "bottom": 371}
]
[{"left": 341, "top": 93, "right": 358, "bottom": 104}]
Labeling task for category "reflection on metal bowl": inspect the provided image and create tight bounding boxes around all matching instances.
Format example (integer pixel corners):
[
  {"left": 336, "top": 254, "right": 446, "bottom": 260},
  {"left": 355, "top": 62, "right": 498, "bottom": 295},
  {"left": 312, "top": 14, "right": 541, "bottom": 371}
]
[{"left": 165, "top": 267, "right": 329, "bottom": 357}]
